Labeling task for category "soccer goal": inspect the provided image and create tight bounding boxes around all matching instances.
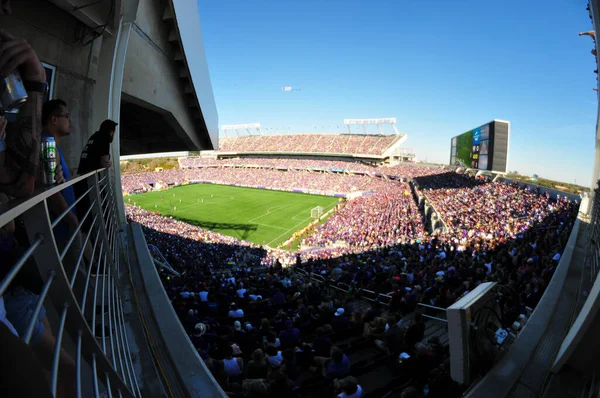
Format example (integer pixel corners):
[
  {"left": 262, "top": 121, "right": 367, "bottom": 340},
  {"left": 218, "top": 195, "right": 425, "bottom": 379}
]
[{"left": 311, "top": 206, "right": 325, "bottom": 219}]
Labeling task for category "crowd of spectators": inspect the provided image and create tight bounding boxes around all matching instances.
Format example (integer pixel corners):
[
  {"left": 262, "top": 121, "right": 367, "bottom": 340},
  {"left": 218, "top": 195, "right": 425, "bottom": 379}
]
[
  {"left": 122, "top": 167, "right": 394, "bottom": 196},
  {"left": 121, "top": 162, "right": 447, "bottom": 196},
  {"left": 178, "top": 157, "right": 377, "bottom": 173},
  {"left": 158, "top": 247, "right": 454, "bottom": 397},
  {"left": 303, "top": 183, "right": 424, "bottom": 248},
  {"left": 218, "top": 134, "right": 403, "bottom": 156},
  {"left": 125, "top": 163, "right": 580, "bottom": 397},
  {"left": 126, "top": 204, "right": 285, "bottom": 269},
  {"left": 413, "top": 173, "right": 573, "bottom": 249}
]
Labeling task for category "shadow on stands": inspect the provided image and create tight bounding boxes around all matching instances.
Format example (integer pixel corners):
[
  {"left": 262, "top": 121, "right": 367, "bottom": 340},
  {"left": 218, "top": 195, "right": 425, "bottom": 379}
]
[
  {"left": 138, "top": 224, "right": 267, "bottom": 271},
  {"left": 413, "top": 172, "right": 488, "bottom": 190}
]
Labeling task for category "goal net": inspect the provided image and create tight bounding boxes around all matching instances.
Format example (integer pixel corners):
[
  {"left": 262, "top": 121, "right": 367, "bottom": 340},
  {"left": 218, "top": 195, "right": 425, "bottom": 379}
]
[{"left": 311, "top": 206, "right": 325, "bottom": 219}]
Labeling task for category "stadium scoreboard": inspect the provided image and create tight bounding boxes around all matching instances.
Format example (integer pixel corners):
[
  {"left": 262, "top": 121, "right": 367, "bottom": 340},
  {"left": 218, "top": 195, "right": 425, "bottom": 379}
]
[{"left": 449, "top": 120, "right": 510, "bottom": 172}]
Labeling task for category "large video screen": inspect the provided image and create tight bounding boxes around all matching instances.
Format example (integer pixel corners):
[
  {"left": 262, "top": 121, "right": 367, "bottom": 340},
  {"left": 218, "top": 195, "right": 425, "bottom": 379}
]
[{"left": 449, "top": 121, "right": 507, "bottom": 172}]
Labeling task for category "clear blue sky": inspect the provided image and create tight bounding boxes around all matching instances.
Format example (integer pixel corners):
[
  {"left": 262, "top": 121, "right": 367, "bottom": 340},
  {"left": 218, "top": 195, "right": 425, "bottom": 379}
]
[{"left": 197, "top": 0, "right": 597, "bottom": 185}]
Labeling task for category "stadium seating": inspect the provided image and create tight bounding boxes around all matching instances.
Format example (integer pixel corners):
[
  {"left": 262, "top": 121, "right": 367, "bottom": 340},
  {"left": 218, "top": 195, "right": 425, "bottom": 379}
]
[
  {"left": 218, "top": 134, "right": 402, "bottom": 156},
  {"left": 124, "top": 160, "right": 579, "bottom": 397}
]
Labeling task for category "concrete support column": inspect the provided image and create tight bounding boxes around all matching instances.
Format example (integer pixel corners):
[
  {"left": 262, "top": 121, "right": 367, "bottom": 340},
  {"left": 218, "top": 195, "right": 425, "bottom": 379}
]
[{"left": 92, "top": 18, "right": 133, "bottom": 225}]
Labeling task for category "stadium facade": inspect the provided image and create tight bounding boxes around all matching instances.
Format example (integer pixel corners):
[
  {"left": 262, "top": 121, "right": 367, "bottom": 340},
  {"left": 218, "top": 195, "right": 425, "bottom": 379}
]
[{"left": 1, "top": 1, "right": 600, "bottom": 398}]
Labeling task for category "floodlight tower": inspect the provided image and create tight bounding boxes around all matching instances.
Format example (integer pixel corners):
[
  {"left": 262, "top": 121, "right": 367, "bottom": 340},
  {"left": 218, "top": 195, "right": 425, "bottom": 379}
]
[
  {"left": 221, "top": 123, "right": 262, "bottom": 137},
  {"left": 344, "top": 118, "right": 400, "bottom": 134}
]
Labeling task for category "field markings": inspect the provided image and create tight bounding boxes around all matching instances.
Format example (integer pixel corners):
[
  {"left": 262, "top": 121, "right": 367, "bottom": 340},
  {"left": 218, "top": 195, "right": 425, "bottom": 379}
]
[
  {"left": 252, "top": 222, "right": 289, "bottom": 231},
  {"left": 151, "top": 196, "right": 297, "bottom": 233},
  {"left": 247, "top": 202, "right": 297, "bottom": 223},
  {"left": 160, "top": 196, "right": 236, "bottom": 213},
  {"left": 135, "top": 187, "right": 340, "bottom": 247},
  {"left": 265, "top": 201, "right": 338, "bottom": 246}
]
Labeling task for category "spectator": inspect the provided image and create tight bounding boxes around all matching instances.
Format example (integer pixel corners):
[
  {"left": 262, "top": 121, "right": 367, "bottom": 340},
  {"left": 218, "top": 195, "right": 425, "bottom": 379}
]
[
  {"left": 335, "top": 376, "right": 363, "bottom": 398},
  {"left": 221, "top": 345, "right": 243, "bottom": 381},
  {"left": 198, "top": 286, "right": 209, "bottom": 302},
  {"left": 76, "top": 119, "right": 117, "bottom": 174},
  {"left": 247, "top": 349, "right": 269, "bottom": 379},
  {"left": 263, "top": 331, "right": 281, "bottom": 350},
  {"left": 312, "top": 327, "right": 332, "bottom": 357},
  {"left": 265, "top": 345, "right": 284, "bottom": 368},
  {"left": 0, "top": 29, "right": 48, "bottom": 198},
  {"left": 332, "top": 308, "right": 349, "bottom": 331},
  {"left": 41, "top": 99, "right": 93, "bottom": 278},
  {"left": 235, "top": 283, "right": 247, "bottom": 299},
  {"left": 74, "top": 119, "right": 117, "bottom": 233},
  {"left": 242, "top": 368, "right": 296, "bottom": 397},
  {"left": 228, "top": 303, "right": 244, "bottom": 319},
  {"left": 281, "top": 348, "right": 300, "bottom": 380},
  {"left": 279, "top": 319, "right": 300, "bottom": 349},
  {"left": 41, "top": 99, "right": 76, "bottom": 231},
  {"left": 323, "top": 347, "right": 350, "bottom": 379},
  {"left": 405, "top": 312, "right": 426, "bottom": 348},
  {"left": 376, "top": 316, "right": 404, "bottom": 354},
  {"left": 232, "top": 321, "right": 246, "bottom": 344}
]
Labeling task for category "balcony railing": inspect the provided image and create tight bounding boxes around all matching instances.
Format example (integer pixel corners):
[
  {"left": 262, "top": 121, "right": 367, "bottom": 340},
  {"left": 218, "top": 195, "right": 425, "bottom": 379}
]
[
  {"left": 588, "top": 185, "right": 600, "bottom": 280},
  {"left": 0, "top": 169, "right": 139, "bottom": 397}
]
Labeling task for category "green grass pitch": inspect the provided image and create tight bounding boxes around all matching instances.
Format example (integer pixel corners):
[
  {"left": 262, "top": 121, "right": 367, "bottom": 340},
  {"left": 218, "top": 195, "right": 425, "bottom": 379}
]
[{"left": 129, "top": 184, "right": 341, "bottom": 247}]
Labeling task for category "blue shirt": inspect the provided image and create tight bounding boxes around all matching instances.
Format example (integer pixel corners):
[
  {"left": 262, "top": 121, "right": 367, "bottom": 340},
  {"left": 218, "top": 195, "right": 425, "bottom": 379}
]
[
  {"left": 43, "top": 133, "right": 76, "bottom": 240},
  {"left": 279, "top": 327, "right": 300, "bottom": 349},
  {"left": 326, "top": 354, "right": 350, "bottom": 379}
]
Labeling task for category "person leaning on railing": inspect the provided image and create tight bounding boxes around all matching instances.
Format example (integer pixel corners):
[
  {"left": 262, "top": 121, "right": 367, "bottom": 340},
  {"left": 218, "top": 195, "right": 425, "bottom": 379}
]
[
  {"left": 74, "top": 119, "right": 117, "bottom": 235},
  {"left": 0, "top": 7, "right": 70, "bottom": 396}
]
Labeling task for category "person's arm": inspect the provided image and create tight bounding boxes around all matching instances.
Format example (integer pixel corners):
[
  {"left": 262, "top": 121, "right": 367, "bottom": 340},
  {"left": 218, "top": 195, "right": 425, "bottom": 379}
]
[
  {"left": 0, "top": 33, "right": 46, "bottom": 197},
  {"left": 1, "top": 92, "right": 43, "bottom": 197},
  {"left": 98, "top": 135, "right": 112, "bottom": 168},
  {"left": 46, "top": 190, "right": 78, "bottom": 230},
  {"left": 99, "top": 155, "right": 112, "bottom": 169}
]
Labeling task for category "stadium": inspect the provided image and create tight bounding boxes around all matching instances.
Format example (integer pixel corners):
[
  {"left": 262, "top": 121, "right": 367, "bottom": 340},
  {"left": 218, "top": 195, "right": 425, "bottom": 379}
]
[
  {"left": 122, "top": 128, "right": 581, "bottom": 397},
  {"left": 0, "top": 1, "right": 598, "bottom": 398}
]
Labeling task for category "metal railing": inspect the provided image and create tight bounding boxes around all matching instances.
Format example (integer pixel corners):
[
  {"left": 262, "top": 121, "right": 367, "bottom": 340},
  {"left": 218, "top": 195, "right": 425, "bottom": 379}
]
[
  {"left": 295, "top": 267, "right": 393, "bottom": 305},
  {"left": 148, "top": 244, "right": 181, "bottom": 277},
  {"left": 588, "top": 185, "right": 600, "bottom": 281},
  {"left": 296, "top": 267, "right": 449, "bottom": 322},
  {"left": 410, "top": 181, "right": 449, "bottom": 233},
  {"left": 0, "top": 169, "right": 139, "bottom": 397}
]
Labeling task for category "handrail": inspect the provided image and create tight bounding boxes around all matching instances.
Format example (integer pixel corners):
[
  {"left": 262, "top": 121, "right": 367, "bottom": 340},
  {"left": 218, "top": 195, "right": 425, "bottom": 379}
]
[
  {"left": 296, "top": 270, "right": 394, "bottom": 305},
  {"left": 411, "top": 181, "right": 449, "bottom": 232},
  {"left": 148, "top": 244, "right": 181, "bottom": 277},
  {"left": 0, "top": 170, "right": 98, "bottom": 229},
  {"left": 0, "top": 169, "right": 138, "bottom": 397}
]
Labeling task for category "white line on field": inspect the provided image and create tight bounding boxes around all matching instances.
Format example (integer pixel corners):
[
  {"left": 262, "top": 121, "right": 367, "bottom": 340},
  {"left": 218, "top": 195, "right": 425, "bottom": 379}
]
[
  {"left": 267, "top": 202, "right": 339, "bottom": 245},
  {"left": 247, "top": 202, "right": 297, "bottom": 223}
]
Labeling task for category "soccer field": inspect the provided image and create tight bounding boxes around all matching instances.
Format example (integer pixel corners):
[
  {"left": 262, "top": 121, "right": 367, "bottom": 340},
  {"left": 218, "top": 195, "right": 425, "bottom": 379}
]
[{"left": 129, "top": 184, "right": 340, "bottom": 246}]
